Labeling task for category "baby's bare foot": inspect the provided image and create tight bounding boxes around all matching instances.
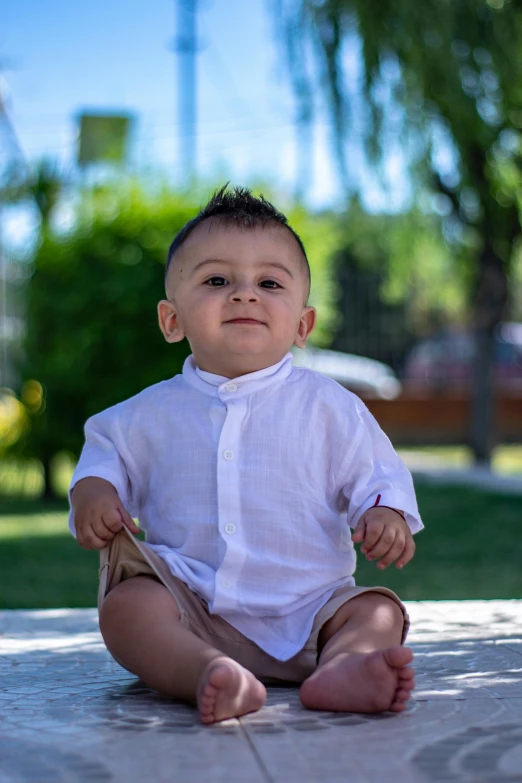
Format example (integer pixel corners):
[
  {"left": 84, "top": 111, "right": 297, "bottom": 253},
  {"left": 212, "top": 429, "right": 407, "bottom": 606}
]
[
  {"left": 197, "top": 657, "right": 267, "bottom": 724},
  {"left": 299, "top": 646, "right": 415, "bottom": 714}
]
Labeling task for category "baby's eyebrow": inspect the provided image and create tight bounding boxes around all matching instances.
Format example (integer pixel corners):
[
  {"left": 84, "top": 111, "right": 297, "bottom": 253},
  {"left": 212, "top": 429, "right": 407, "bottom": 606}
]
[
  {"left": 190, "top": 258, "right": 227, "bottom": 275},
  {"left": 189, "top": 258, "right": 295, "bottom": 279},
  {"left": 263, "top": 262, "right": 295, "bottom": 279}
]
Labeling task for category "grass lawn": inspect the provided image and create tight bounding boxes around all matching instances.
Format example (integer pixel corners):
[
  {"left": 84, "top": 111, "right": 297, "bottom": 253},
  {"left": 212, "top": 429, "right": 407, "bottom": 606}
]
[
  {"left": 0, "top": 481, "right": 521, "bottom": 609},
  {"left": 0, "top": 499, "right": 100, "bottom": 609},
  {"left": 356, "top": 482, "right": 522, "bottom": 600}
]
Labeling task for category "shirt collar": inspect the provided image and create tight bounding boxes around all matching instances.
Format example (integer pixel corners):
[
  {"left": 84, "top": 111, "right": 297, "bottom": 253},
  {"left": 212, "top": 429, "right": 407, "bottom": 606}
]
[{"left": 182, "top": 353, "right": 294, "bottom": 399}]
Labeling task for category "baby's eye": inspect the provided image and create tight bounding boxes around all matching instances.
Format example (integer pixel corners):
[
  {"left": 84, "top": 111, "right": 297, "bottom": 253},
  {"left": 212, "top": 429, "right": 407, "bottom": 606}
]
[
  {"left": 260, "top": 279, "right": 282, "bottom": 289},
  {"left": 205, "top": 276, "right": 227, "bottom": 287}
]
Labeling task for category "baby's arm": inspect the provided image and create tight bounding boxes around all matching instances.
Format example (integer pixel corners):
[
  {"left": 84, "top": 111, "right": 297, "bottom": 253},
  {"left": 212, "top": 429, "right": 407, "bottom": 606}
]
[
  {"left": 337, "top": 393, "right": 422, "bottom": 567},
  {"left": 71, "top": 476, "right": 140, "bottom": 550},
  {"left": 351, "top": 506, "right": 415, "bottom": 570}
]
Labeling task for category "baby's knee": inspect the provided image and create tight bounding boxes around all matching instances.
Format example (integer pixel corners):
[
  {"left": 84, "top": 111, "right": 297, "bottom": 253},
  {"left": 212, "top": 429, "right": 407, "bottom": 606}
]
[
  {"left": 321, "top": 591, "right": 403, "bottom": 644},
  {"left": 99, "top": 575, "right": 180, "bottom": 634},
  {"left": 357, "top": 592, "right": 404, "bottom": 631}
]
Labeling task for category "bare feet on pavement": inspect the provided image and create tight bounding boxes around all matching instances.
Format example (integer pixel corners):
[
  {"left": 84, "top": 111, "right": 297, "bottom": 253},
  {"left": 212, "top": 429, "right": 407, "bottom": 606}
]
[
  {"left": 299, "top": 646, "right": 415, "bottom": 714},
  {"left": 197, "top": 658, "right": 267, "bottom": 724}
]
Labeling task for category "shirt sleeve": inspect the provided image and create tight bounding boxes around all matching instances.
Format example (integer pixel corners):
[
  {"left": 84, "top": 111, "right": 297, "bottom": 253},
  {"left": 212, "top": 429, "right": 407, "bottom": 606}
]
[
  {"left": 68, "top": 407, "right": 137, "bottom": 537},
  {"left": 339, "top": 402, "right": 423, "bottom": 535}
]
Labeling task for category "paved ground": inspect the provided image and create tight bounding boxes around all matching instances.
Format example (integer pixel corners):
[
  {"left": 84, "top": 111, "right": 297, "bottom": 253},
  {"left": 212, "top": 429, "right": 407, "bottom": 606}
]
[{"left": 1, "top": 600, "right": 522, "bottom": 783}]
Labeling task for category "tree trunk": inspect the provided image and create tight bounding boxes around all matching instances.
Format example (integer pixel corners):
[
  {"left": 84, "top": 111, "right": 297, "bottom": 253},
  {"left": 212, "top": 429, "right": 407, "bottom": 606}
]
[
  {"left": 469, "top": 244, "right": 508, "bottom": 466},
  {"left": 41, "top": 454, "right": 56, "bottom": 501},
  {"left": 469, "top": 324, "right": 495, "bottom": 465}
]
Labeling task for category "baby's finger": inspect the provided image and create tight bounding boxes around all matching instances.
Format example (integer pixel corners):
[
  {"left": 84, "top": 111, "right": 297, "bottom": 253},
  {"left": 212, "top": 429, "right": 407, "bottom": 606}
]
[
  {"left": 396, "top": 536, "right": 416, "bottom": 569},
  {"left": 77, "top": 528, "right": 111, "bottom": 551},
  {"left": 101, "top": 508, "right": 124, "bottom": 534},
  {"left": 376, "top": 537, "right": 405, "bottom": 570},
  {"left": 91, "top": 517, "right": 119, "bottom": 543},
  {"left": 351, "top": 516, "right": 367, "bottom": 543},
  {"left": 365, "top": 526, "right": 396, "bottom": 559},
  {"left": 120, "top": 507, "right": 140, "bottom": 535},
  {"left": 360, "top": 520, "right": 385, "bottom": 554}
]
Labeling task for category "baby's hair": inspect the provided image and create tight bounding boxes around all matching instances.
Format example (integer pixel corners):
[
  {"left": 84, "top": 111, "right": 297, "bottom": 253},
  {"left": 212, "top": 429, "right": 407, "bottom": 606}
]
[{"left": 165, "top": 184, "right": 310, "bottom": 290}]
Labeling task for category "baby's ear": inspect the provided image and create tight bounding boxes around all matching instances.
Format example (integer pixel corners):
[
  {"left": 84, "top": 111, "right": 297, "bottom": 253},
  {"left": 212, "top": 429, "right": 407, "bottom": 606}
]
[
  {"left": 157, "top": 299, "right": 186, "bottom": 343},
  {"left": 294, "top": 306, "right": 316, "bottom": 349}
]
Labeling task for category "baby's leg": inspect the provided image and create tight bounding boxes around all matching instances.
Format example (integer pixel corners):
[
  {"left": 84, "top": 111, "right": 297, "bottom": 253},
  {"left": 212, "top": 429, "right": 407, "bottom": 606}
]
[
  {"left": 99, "top": 576, "right": 266, "bottom": 723},
  {"left": 299, "top": 592, "right": 415, "bottom": 713}
]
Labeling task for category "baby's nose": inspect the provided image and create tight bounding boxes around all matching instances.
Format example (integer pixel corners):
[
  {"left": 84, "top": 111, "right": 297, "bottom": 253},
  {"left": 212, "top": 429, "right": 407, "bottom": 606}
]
[{"left": 229, "top": 283, "right": 260, "bottom": 302}]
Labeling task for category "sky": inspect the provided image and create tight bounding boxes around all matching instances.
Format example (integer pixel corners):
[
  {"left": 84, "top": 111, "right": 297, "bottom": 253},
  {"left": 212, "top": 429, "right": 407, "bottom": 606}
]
[{"left": 1, "top": 0, "right": 349, "bottom": 208}]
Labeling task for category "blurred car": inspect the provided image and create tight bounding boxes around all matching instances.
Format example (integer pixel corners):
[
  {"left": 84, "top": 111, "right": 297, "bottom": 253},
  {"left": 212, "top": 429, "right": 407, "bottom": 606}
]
[
  {"left": 402, "top": 322, "right": 522, "bottom": 394},
  {"left": 292, "top": 347, "right": 402, "bottom": 399}
]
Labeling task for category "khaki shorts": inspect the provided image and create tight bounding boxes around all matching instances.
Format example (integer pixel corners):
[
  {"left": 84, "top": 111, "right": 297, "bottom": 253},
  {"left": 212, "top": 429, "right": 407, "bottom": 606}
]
[{"left": 99, "top": 526, "right": 410, "bottom": 684}]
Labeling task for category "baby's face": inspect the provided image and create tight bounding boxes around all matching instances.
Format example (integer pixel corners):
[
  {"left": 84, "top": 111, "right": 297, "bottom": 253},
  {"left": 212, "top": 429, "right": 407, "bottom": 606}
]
[{"left": 158, "top": 221, "right": 316, "bottom": 378}]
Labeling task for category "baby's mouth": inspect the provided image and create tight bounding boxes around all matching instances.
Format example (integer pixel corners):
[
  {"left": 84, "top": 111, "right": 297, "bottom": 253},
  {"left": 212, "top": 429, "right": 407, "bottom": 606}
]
[{"left": 225, "top": 318, "right": 265, "bottom": 325}]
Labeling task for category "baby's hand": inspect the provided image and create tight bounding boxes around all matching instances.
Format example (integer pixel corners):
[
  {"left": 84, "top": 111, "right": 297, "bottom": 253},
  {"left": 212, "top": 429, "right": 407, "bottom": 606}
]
[
  {"left": 351, "top": 506, "right": 415, "bottom": 570},
  {"left": 72, "top": 477, "right": 140, "bottom": 550}
]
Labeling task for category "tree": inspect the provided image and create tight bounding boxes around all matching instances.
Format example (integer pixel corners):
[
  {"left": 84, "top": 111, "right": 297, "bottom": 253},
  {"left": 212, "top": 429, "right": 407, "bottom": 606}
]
[
  {"left": 275, "top": 0, "right": 522, "bottom": 464},
  {"left": 328, "top": 199, "right": 468, "bottom": 370}
]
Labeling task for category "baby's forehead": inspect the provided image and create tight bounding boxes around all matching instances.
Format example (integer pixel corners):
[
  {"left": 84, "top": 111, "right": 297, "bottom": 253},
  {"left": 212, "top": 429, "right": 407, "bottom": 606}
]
[
  {"left": 169, "top": 220, "right": 309, "bottom": 281},
  {"left": 182, "top": 219, "right": 300, "bottom": 257}
]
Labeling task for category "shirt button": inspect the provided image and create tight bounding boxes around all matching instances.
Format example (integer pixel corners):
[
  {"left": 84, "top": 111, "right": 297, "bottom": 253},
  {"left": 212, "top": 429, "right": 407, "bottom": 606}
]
[
  {"left": 221, "top": 578, "right": 231, "bottom": 589},
  {"left": 224, "top": 523, "right": 236, "bottom": 534},
  {"left": 223, "top": 450, "right": 234, "bottom": 460},
  {"left": 225, "top": 383, "right": 237, "bottom": 392}
]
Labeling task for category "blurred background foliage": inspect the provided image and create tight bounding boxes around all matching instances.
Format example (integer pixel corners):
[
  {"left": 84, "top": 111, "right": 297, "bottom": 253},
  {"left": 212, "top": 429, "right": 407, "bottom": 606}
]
[
  {"left": 276, "top": 0, "right": 522, "bottom": 462},
  {"left": 329, "top": 201, "right": 468, "bottom": 369},
  {"left": 1, "top": 173, "right": 477, "bottom": 499},
  {"left": 10, "top": 182, "right": 198, "bottom": 494},
  {"left": 3, "top": 0, "right": 522, "bottom": 492}
]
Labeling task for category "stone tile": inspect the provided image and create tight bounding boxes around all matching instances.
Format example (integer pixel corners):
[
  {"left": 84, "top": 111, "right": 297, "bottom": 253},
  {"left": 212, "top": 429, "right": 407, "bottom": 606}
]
[{"left": 2, "top": 602, "right": 522, "bottom": 782}]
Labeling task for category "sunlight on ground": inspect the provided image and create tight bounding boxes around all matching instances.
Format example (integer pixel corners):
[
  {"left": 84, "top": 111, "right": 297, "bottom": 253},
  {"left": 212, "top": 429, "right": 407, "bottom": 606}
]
[
  {"left": 0, "top": 512, "right": 70, "bottom": 539},
  {"left": 493, "top": 445, "right": 522, "bottom": 475},
  {"left": 397, "top": 445, "right": 522, "bottom": 475}
]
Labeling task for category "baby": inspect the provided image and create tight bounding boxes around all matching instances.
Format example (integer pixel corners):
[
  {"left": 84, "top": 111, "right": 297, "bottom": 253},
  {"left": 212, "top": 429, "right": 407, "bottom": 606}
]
[{"left": 70, "top": 185, "right": 422, "bottom": 724}]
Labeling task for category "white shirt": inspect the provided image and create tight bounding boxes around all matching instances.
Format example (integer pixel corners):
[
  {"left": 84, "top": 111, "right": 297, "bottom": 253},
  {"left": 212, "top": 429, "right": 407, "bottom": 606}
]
[{"left": 69, "top": 352, "right": 422, "bottom": 661}]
